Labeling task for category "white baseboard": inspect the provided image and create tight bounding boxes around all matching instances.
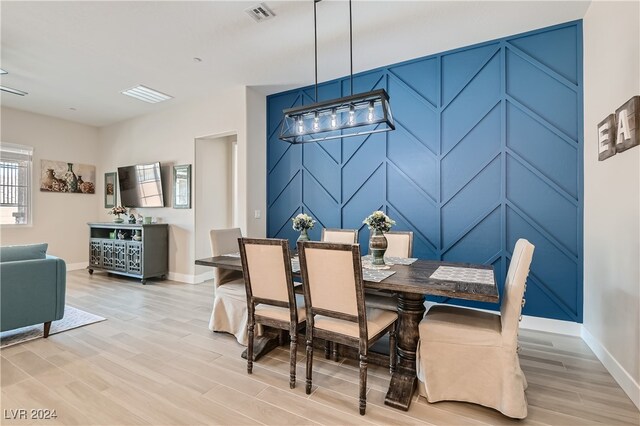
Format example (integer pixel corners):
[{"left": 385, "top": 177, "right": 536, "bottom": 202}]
[
  {"left": 167, "top": 271, "right": 195, "bottom": 284},
  {"left": 167, "top": 270, "right": 214, "bottom": 284},
  {"left": 66, "top": 262, "right": 88, "bottom": 271},
  {"left": 581, "top": 327, "right": 640, "bottom": 410},
  {"left": 195, "top": 270, "right": 214, "bottom": 284},
  {"left": 519, "top": 314, "right": 582, "bottom": 337}
]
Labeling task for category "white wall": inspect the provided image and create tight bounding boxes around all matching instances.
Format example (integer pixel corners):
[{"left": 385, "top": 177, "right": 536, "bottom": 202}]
[
  {"left": 194, "top": 134, "right": 235, "bottom": 279},
  {"left": 583, "top": 0, "right": 640, "bottom": 408},
  {"left": 244, "top": 87, "right": 267, "bottom": 239},
  {"left": 0, "top": 107, "right": 99, "bottom": 267},
  {"left": 98, "top": 86, "right": 267, "bottom": 281}
]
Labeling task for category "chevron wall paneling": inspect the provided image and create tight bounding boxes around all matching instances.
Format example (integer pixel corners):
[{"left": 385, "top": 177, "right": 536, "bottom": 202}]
[{"left": 267, "top": 21, "right": 583, "bottom": 322}]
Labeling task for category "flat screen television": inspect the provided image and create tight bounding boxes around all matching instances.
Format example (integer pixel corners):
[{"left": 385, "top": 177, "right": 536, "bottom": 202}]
[{"left": 117, "top": 162, "right": 165, "bottom": 208}]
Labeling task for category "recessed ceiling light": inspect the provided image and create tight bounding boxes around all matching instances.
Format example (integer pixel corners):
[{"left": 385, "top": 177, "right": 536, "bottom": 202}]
[
  {"left": 121, "top": 85, "right": 173, "bottom": 104},
  {"left": 0, "top": 69, "right": 7, "bottom": 75},
  {"left": 1, "top": 85, "right": 28, "bottom": 96}
]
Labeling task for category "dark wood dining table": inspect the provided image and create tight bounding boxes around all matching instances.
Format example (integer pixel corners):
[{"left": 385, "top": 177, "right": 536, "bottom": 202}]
[{"left": 195, "top": 255, "right": 499, "bottom": 411}]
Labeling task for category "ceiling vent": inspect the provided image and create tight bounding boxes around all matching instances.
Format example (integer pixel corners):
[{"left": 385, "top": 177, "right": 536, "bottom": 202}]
[{"left": 245, "top": 3, "right": 275, "bottom": 23}]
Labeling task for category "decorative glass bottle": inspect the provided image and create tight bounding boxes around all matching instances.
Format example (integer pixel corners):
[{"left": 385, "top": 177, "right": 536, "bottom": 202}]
[{"left": 369, "top": 229, "right": 388, "bottom": 266}]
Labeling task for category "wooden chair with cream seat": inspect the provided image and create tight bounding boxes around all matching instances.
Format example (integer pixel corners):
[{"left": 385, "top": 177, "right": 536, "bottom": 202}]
[
  {"left": 416, "top": 238, "right": 535, "bottom": 419},
  {"left": 363, "top": 230, "right": 414, "bottom": 311},
  {"left": 238, "top": 238, "right": 305, "bottom": 388},
  {"left": 383, "top": 230, "right": 413, "bottom": 258},
  {"left": 208, "top": 228, "right": 248, "bottom": 345},
  {"left": 298, "top": 241, "right": 398, "bottom": 415},
  {"left": 321, "top": 228, "right": 358, "bottom": 244},
  {"left": 319, "top": 227, "right": 358, "bottom": 360}
]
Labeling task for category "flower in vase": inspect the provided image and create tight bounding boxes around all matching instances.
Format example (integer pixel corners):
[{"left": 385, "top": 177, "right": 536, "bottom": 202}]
[
  {"left": 108, "top": 205, "right": 128, "bottom": 217},
  {"left": 292, "top": 213, "right": 316, "bottom": 231},
  {"left": 363, "top": 210, "right": 396, "bottom": 232}
]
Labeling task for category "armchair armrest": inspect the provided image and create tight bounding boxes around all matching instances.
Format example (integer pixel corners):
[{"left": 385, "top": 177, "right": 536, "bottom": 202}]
[{"left": 0, "top": 256, "right": 66, "bottom": 332}]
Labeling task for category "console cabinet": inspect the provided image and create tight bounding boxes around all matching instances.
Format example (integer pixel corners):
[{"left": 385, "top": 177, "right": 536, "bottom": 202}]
[{"left": 87, "top": 222, "right": 168, "bottom": 284}]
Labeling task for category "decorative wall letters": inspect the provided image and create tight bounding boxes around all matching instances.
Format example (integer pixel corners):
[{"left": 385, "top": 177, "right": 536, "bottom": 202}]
[{"left": 598, "top": 95, "right": 639, "bottom": 161}]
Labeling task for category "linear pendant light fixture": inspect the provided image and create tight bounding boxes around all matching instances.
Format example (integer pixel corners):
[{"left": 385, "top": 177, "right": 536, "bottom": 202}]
[{"left": 279, "top": 0, "right": 394, "bottom": 144}]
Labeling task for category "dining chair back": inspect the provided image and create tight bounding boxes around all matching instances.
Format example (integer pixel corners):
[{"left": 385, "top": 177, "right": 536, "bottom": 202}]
[
  {"left": 363, "top": 231, "right": 411, "bottom": 312},
  {"left": 238, "top": 238, "right": 304, "bottom": 388},
  {"left": 383, "top": 231, "right": 413, "bottom": 258},
  {"left": 298, "top": 241, "right": 397, "bottom": 415},
  {"left": 321, "top": 228, "right": 358, "bottom": 244},
  {"left": 209, "top": 228, "right": 243, "bottom": 286},
  {"left": 500, "top": 238, "right": 535, "bottom": 347},
  {"left": 299, "top": 242, "right": 361, "bottom": 318},
  {"left": 208, "top": 228, "right": 248, "bottom": 345}
]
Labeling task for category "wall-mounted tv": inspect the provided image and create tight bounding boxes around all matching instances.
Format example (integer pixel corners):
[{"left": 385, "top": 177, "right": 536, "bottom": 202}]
[{"left": 117, "top": 162, "right": 165, "bottom": 208}]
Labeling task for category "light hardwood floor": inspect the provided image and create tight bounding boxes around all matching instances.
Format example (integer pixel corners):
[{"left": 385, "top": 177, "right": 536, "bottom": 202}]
[{"left": 1, "top": 271, "right": 638, "bottom": 425}]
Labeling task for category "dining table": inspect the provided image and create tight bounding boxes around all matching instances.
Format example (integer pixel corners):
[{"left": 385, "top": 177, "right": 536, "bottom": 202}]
[{"left": 195, "top": 254, "right": 499, "bottom": 412}]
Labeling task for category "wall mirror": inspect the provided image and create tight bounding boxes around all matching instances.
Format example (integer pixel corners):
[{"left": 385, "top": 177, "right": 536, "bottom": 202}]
[
  {"left": 104, "top": 172, "right": 117, "bottom": 208},
  {"left": 173, "top": 164, "right": 191, "bottom": 209}
]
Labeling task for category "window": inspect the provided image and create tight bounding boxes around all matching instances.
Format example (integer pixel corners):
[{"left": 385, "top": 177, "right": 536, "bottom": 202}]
[{"left": 0, "top": 143, "right": 33, "bottom": 225}]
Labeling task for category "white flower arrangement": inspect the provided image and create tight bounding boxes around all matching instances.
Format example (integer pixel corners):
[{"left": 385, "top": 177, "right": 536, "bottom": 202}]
[
  {"left": 108, "top": 205, "right": 127, "bottom": 216},
  {"left": 363, "top": 210, "right": 396, "bottom": 232},
  {"left": 292, "top": 213, "right": 316, "bottom": 231}
]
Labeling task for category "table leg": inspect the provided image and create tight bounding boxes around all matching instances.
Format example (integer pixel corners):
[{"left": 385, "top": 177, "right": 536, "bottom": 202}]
[
  {"left": 384, "top": 292, "right": 425, "bottom": 411},
  {"left": 241, "top": 329, "right": 281, "bottom": 361}
]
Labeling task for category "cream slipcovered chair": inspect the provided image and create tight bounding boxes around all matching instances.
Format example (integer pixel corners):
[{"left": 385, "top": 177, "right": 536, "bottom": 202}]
[
  {"left": 238, "top": 238, "right": 305, "bottom": 388},
  {"left": 321, "top": 228, "right": 358, "bottom": 244},
  {"left": 416, "top": 238, "right": 535, "bottom": 419},
  {"left": 208, "top": 228, "right": 248, "bottom": 345},
  {"left": 298, "top": 241, "right": 397, "bottom": 415}
]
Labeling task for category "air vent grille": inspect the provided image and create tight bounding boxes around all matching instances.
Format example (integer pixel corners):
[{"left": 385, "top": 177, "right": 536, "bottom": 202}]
[{"left": 245, "top": 3, "right": 275, "bottom": 22}]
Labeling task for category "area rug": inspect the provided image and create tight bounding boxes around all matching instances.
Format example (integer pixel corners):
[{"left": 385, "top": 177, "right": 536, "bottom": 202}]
[{"left": 0, "top": 306, "right": 106, "bottom": 348}]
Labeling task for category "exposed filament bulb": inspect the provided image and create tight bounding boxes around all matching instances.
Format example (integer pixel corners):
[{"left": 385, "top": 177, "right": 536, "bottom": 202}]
[
  {"left": 348, "top": 106, "right": 355, "bottom": 125},
  {"left": 367, "top": 101, "right": 375, "bottom": 122},
  {"left": 313, "top": 112, "right": 319, "bottom": 131},
  {"left": 297, "top": 117, "right": 304, "bottom": 134},
  {"left": 330, "top": 109, "right": 337, "bottom": 128}
]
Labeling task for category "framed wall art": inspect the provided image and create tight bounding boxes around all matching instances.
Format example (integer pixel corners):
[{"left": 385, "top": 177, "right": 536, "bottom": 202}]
[
  {"left": 173, "top": 164, "right": 191, "bottom": 209},
  {"left": 104, "top": 172, "right": 117, "bottom": 208},
  {"left": 40, "top": 160, "right": 96, "bottom": 194}
]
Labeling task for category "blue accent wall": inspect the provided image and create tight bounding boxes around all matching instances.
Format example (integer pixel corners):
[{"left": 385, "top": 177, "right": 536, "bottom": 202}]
[{"left": 266, "top": 21, "right": 584, "bottom": 322}]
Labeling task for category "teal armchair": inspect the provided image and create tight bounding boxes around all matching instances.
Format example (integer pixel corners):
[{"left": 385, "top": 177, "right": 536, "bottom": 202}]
[{"left": 0, "top": 244, "right": 66, "bottom": 337}]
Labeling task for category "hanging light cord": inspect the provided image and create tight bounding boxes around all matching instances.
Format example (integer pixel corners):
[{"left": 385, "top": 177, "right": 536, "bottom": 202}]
[
  {"left": 313, "top": 0, "right": 353, "bottom": 100},
  {"left": 314, "top": 0, "right": 319, "bottom": 102},
  {"left": 349, "top": 0, "right": 353, "bottom": 96}
]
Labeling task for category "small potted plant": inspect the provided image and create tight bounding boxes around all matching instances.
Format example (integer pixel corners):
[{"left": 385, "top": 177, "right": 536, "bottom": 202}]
[
  {"left": 292, "top": 213, "right": 316, "bottom": 242},
  {"left": 363, "top": 210, "right": 396, "bottom": 265},
  {"left": 109, "top": 205, "right": 127, "bottom": 223}
]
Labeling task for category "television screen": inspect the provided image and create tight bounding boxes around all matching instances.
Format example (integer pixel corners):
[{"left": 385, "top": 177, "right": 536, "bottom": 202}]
[{"left": 117, "top": 162, "right": 165, "bottom": 208}]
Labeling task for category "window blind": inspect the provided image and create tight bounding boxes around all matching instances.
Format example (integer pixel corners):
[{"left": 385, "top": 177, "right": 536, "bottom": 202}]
[{"left": 0, "top": 143, "right": 33, "bottom": 225}]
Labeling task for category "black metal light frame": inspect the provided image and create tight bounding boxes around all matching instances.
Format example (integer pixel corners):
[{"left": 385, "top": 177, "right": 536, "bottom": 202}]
[
  {"left": 279, "top": 0, "right": 394, "bottom": 145},
  {"left": 280, "top": 89, "right": 394, "bottom": 144}
]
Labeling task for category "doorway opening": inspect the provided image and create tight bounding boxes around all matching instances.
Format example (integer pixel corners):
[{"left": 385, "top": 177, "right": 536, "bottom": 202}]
[{"left": 194, "top": 133, "right": 238, "bottom": 281}]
